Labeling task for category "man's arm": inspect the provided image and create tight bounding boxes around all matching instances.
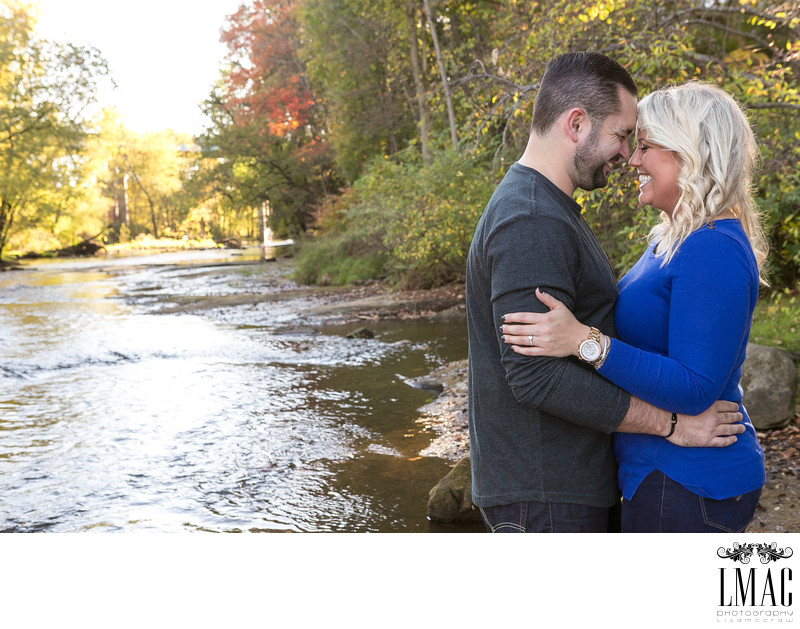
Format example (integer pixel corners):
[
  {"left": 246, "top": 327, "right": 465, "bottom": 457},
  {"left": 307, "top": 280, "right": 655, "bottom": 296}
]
[
  {"left": 618, "top": 397, "right": 745, "bottom": 447},
  {"left": 489, "top": 215, "right": 743, "bottom": 447}
]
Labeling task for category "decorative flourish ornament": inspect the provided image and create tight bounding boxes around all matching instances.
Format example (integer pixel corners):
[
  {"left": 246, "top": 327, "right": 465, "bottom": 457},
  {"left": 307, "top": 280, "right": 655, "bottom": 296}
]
[
  {"left": 717, "top": 542, "right": 793, "bottom": 564},
  {"left": 717, "top": 542, "right": 755, "bottom": 563}
]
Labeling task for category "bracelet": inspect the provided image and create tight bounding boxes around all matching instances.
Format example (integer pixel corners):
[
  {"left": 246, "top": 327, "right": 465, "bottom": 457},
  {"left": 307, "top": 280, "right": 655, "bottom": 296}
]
[
  {"left": 665, "top": 412, "right": 678, "bottom": 438},
  {"left": 593, "top": 335, "right": 611, "bottom": 369}
]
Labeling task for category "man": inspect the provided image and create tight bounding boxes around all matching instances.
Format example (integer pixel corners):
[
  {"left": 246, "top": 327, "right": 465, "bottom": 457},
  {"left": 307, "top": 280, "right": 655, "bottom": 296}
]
[{"left": 465, "top": 51, "right": 744, "bottom": 533}]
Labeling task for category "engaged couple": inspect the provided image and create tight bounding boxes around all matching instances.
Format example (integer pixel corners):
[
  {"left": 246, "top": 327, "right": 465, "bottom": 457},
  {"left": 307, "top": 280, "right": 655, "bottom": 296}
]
[{"left": 466, "top": 51, "right": 766, "bottom": 533}]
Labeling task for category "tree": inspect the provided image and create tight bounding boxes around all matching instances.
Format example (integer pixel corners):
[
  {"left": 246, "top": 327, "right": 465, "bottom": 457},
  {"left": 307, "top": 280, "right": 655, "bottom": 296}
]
[
  {"left": 199, "top": 0, "right": 337, "bottom": 237},
  {"left": 302, "top": 0, "right": 417, "bottom": 182},
  {"left": 294, "top": 0, "right": 799, "bottom": 290},
  {"left": 423, "top": 0, "right": 458, "bottom": 149},
  {"left": 406, "top": 0, "right": 432, "bottom": 164},
  {"left": 0, "top": 1, "right": 109, "bottom": 257}
]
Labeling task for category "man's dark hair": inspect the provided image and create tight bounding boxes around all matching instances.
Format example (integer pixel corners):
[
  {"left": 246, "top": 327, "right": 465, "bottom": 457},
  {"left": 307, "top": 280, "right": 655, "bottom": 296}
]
[{"left": 530, "top": 51, "right": 638, "bottom": 135}]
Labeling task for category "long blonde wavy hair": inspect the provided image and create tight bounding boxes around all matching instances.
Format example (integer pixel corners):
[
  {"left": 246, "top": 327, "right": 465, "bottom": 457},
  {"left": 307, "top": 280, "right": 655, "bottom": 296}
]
[{"left": 638, "top": 81, "right": 769, "bottom": 284}]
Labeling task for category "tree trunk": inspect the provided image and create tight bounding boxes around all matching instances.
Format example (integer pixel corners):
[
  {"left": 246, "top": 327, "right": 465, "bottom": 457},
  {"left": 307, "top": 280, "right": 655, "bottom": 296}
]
[
  {"left": 147, "top": 197, "right": 159, "bottom": 239},
  {"left": 406, "top": 0, "right": 432, "bottom": 164},
  {"left": 120, "top": 173, "right": 129, "bottom": 225},
  {"left": 125, "top": 155, "right": 158, "bottom": 239},
  {"left": 0, "top": 198, "right": 13, "bottom": 259},
  {"left": 126, "top": 165, "right": 159, "bottom": 239},
  {"left": 423, "top": 0, "right": 458, "bottom": 150}
]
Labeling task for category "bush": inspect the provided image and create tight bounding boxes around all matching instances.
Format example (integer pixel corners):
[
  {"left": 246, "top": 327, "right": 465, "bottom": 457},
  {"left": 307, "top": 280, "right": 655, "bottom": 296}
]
[
  {"left": 293, "top": 232, "right": 388, "bottom": 285},
  {"left": 293, "top": 145, "right": 497, "bottom": 288}
]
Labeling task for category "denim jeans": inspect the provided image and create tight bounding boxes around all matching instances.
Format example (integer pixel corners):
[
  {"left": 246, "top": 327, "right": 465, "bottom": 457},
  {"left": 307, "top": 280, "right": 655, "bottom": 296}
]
[
  {"left": 479, "top": 500, "right": 618, "bottom": 533},
  {"left": 622, "top": 470, "right": 762, "bottom": 533}
]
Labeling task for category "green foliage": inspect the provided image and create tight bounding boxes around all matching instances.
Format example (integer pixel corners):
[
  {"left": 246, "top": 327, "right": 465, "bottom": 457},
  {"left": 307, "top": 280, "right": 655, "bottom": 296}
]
[
  {"left": 5, "top": 0, "right": 800, "bottom": 296},
  {"left": 757, "top": 127, "right": 800, "bottom": 287},
  {"left": 294, "top": 0, "right": 799, "bottom": 289},
  {"left": 380, "top": 147, "right": 496, "bottom": 287},
  {"left": 293, "top": 180, "right": 390, "bottom": 284},
  {"left": 293, "top": 232, "right": 389, "bottom": 285},
  {"left": 294, "top": 142, "right": 496, "bottom": 287},
  {"left": 750, "top": 288, "right": 800, "bottom": 354},
  {"left": 466, "top": 0, "right": 800, "bottom": 283},
  {"left": 0, "top": 1, "right": 110, "bottom": 258}
]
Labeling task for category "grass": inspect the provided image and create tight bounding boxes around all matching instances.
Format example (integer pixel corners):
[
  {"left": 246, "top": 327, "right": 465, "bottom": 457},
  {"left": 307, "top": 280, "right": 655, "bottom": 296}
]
[
  {"left": 104, "top": 236, "right": 222, "bottom": 254},
  {"left": 5, "top": 235, "right": 227, "bottom": 260},
  {"left": 750, "top": 288, "right": 800, "bottom": 355},
  {"left": 750, "top": 288, "right": 800, "bottom": 403}
]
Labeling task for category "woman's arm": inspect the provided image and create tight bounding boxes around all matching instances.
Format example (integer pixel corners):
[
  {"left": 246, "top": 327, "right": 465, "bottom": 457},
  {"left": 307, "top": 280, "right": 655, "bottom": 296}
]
[
  {"left": 502, "top": 287, "right": 597, "bottom": 359},
  {"left": 502, "top": 233, "right": 757, "bottom": 415}
]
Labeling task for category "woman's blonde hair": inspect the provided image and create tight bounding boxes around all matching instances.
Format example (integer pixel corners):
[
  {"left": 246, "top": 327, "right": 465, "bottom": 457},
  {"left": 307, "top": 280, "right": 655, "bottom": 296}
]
[{"left": 638, "top": 81, "right": 769, "bottom": 283}]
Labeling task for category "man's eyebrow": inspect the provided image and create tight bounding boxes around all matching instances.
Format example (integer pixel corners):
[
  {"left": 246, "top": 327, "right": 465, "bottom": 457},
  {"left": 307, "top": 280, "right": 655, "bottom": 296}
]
[{"left": 616, "top": 127, "right": 634, "bottom": 137}]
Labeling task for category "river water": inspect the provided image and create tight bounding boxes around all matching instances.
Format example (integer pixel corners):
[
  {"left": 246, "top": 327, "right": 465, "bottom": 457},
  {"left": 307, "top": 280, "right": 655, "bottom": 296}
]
[{"left": 0, "top": 248, "right": 472, "bottom": 533}]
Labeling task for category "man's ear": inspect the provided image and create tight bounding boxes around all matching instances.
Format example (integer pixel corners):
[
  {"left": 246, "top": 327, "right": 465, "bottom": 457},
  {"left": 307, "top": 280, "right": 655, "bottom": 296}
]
[{"left": 564, "top": 107, "right": 590, "bottom": 143}]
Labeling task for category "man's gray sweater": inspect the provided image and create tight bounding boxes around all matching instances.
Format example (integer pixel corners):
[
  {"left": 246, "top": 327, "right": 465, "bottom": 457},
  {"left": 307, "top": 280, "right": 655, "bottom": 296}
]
[{"left": 466, "top": 162, "right": 631, "bottom": 508}]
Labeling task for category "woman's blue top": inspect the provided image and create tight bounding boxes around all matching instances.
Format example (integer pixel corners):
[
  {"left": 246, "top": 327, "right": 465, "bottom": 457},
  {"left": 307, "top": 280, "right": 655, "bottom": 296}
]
[{"left": 603, "top": 219, "right": 765, "bottom": 500}]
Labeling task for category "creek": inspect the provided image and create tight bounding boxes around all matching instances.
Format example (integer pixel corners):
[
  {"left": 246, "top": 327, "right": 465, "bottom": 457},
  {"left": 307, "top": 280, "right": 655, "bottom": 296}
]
[{"left": 0, "top": 248, "right": 471, "bottom": 532}]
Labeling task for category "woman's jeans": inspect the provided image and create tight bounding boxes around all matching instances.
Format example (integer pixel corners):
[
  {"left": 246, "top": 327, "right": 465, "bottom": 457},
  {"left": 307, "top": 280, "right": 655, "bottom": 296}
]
[
  {"left": 479, "top": 500, "right": 620, "bottom": 533},
  {"left": 622, "top": 470, "right": 762, "bottom": 533}
]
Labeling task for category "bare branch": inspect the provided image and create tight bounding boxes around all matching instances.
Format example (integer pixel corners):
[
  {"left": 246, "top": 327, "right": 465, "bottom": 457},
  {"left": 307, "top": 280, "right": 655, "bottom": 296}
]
[{"left": 682, "top": 18, "right": 772, "bottom": 50}]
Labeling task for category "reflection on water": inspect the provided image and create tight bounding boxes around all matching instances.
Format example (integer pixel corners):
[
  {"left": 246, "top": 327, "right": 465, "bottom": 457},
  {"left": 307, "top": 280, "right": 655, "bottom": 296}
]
[{"left": 0, "top": 250, "right": 472, "bottom": 532}]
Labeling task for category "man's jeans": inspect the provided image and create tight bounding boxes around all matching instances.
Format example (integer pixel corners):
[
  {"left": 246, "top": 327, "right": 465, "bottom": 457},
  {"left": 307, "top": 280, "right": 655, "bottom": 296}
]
[
  {"left": 621, "top": 470, "right": 762, "bottom": 533},
  {"left": 479, "top": 500, "right": 618, "bottom": 533}
]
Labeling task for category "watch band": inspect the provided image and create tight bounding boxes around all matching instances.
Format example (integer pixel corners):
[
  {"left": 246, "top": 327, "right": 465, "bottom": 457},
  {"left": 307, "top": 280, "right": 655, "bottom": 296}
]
[{"left": 578, "top": 327, "right": 603, "bottom": 364}]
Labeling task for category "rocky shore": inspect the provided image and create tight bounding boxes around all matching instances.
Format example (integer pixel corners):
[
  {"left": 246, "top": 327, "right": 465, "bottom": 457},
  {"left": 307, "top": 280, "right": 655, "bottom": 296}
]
[{"left": 138, "top": 256, "right": 799, "bottom": 533}]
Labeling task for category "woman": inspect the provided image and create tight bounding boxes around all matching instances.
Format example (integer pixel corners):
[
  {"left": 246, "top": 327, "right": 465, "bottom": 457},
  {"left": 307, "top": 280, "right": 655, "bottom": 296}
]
[{"left": 500, "top": 81, "right": 768, "bottom": 533}]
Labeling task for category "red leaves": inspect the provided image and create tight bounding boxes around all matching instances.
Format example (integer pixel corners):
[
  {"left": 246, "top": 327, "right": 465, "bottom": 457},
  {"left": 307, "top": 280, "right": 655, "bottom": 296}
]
[{"left": 220, "top": 0, "right": 317, "bottom": 141}]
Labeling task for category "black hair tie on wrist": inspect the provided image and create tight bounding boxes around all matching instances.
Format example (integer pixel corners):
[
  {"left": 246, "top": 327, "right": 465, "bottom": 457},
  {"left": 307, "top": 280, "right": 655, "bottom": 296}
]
[{"left": 665, "top": 412, "right": 678, "bottom": 438}]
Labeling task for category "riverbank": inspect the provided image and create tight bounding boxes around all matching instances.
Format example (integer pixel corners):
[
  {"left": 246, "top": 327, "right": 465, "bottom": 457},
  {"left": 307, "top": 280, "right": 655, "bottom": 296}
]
[
  {"left": 3, "top": 251, "right": 471, "bottom": 532},
  {"left": 85, "top": 252, "right": 798, "bottom": 533},
  {"left": 290, "top": 275, "right": 800, "bottom": 533}
]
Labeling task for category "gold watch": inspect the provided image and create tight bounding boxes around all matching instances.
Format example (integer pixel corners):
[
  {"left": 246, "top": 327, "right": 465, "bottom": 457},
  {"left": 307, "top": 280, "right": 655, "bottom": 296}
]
[{"left": 578, "top": 327, "right": 603, "bottom": 364}]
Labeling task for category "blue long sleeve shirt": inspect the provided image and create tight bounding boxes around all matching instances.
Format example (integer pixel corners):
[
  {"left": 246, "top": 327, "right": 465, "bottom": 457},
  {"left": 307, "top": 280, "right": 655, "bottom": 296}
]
[{"left": 603, "top": 219, "right": 765, "bottom": 500}]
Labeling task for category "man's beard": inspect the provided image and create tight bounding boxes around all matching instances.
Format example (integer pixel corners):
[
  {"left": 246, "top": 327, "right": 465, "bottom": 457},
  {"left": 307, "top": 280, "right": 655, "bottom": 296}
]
[{"left": 573, "top": 128, "right": 614, "bottom": 191}]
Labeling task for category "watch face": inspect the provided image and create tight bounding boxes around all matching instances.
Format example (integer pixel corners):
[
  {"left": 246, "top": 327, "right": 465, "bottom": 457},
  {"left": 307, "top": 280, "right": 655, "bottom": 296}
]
[{"left": 580, "top": 339, "right": 602, "bottom": 361}]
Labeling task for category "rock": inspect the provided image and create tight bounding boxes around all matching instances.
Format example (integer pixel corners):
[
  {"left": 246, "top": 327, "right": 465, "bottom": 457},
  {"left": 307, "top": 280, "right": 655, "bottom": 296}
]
[
  {"left": 346, "top": 327, "right": 374, "bottom": 339},
  {"left": 427, "top": 456, "right": 481, "bottom": 523},
  {"left": 431, "top": 304, "right": 466, "bottom": 321},
  {"left": 273, "top": 325, "right": 319, "bottom": 335},
  {"left": 404, "top": 375, "right": 444, "bottom": 393},
  {"left": 742, "top": 343, "right": 798, "bottom": 430}
]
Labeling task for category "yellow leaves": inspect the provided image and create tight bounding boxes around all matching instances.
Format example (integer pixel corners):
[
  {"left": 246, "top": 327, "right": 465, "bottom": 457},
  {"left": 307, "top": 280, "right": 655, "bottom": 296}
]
[{"left": 578, "top": 0, "right": 619, "bottom": 23}]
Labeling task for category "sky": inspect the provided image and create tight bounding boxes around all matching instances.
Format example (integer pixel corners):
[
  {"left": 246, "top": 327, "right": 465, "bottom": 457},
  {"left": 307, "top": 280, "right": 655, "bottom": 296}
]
[{"left": 33, "top": 0, "right": 246, "bottom": 136}]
